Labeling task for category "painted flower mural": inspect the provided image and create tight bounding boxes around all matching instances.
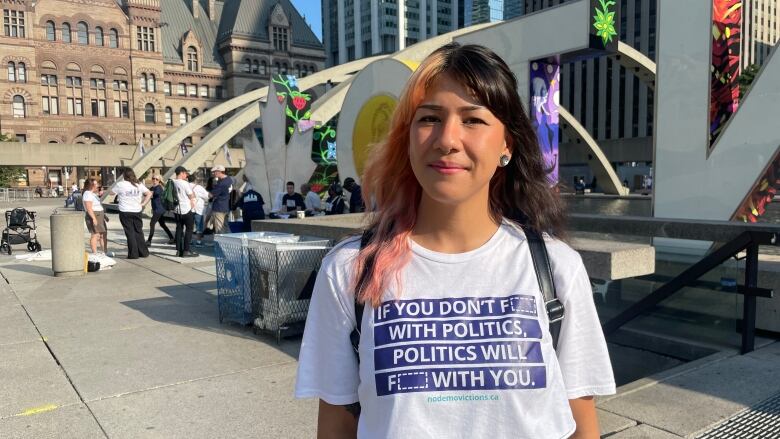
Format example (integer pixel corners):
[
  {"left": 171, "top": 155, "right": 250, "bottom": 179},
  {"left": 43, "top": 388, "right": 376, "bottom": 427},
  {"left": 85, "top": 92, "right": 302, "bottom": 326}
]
[
  {"left": 593, "top": 0, "right": 618, "bottom": 47},
  {"left": 273, "top": 74, "right": 312, "bottom": 142}
]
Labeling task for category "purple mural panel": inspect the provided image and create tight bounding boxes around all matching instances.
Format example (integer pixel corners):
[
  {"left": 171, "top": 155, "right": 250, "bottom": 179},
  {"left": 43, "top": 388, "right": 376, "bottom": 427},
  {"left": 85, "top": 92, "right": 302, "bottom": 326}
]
[{"left": 530, "top": 60, "right": 560, "bottom": 185}]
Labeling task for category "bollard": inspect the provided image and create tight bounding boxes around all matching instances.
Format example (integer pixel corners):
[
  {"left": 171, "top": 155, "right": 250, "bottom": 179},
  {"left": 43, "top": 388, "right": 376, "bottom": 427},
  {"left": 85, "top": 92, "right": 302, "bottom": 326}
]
[{"left": 50, "top": 211, "right": 85, "bottom": 277}]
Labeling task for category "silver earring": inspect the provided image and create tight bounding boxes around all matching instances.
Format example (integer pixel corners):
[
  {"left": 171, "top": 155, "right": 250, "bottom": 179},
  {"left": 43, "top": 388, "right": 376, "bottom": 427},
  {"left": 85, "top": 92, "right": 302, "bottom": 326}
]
[{"left": 499, "top": 155, "right": 511, "bottom": 167}]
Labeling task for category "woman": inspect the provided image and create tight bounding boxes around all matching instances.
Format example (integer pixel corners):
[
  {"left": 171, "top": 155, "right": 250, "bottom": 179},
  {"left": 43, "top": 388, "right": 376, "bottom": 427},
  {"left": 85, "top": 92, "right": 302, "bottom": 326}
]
[
  {"left": 295, "top": 43, "right": 615, "bottom": 438},
  {"left": 147, "top": 175, "right": 174, "bottom": 245},
  {"left": 323, "top": 183, "right": 346, "bottom": 215},
  {"left": 188, "top": 174, "right": 210, "bottom": 246},
  {"left": 82, "top": 179, "right": 108, "bottom": 255},
  {"left": 110, "top": 169, "right": 152, "bottom": 259}
]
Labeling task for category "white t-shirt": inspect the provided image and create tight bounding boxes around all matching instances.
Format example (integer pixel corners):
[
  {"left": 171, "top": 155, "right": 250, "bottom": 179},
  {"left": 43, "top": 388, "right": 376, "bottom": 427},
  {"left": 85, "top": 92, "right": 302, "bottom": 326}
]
[
  {"left": 295, "top": 220, "right": 615, "bottom": 439},
  {"left": 305, "top": 191, "right": 322, "bottom": 211},
  {"left": 173, "top": 178, "right": 194, "bottom": 214},
  {"left": 191, "top": 183, "right": 210, "bottom": 216},
  {"left": 82, "top": 190, "right": 103, "bottom": 212},
  {"left": 111, "top": 180, "right": 150, "bottom": 213}
]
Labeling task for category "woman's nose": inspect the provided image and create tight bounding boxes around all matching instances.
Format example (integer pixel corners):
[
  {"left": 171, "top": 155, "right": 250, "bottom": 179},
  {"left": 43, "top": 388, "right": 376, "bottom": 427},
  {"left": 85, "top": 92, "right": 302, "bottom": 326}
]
[{"left": 435, "top": 117, "right": 461, "bottom": 153}]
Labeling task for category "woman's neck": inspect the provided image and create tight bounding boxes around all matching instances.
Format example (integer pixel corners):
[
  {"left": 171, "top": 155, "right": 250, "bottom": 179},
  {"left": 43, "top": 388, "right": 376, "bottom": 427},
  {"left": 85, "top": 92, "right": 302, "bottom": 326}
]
[{"left": 411, "top": 192, "right": 500, "bottom": 254}]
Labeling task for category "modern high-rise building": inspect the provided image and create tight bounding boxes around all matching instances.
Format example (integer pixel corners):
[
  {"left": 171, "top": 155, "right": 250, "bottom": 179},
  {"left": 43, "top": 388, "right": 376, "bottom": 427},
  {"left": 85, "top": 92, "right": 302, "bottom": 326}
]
[
  {"left": 741, "top": 0, "right": 780, "bottom": 70},
  {"left": 459, "top": 0, "right": 524, "bottom": 26},
  {"left": 322, "top": 0, "right": 459, "bottom": 66}
]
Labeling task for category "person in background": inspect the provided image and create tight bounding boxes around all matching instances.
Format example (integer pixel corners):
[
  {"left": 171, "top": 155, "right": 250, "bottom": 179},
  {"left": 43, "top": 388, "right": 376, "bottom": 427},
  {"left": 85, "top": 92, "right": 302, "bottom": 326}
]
[
  {"left": 236, "top": 175, "right": 265, "bottom": 231},
  {"left": 172, "top": 166, "right": 198, "bottom": 258},
  {"left": 35, "top": 186, "right": 43, "bottom": 198},
  {"left": 209, "top": 165, "right": 233, "bottom": 234},
  {"left": 342, "top": 177, "right": 365, "bottom": 213},
  {"left": 110, "top": 169, "right": 152, "bottom": 259},
  {"left": 188, "top": 174, "right": 210, "bottom": 246},
  {"left": 301, "top": 183, "right": 322, "bottom": 214},
  {"left": 324, "top": 183, "right": 346, "bottom": 215},
  {"left": 282, "top": 181, "right": 306, "bottom": 213},
  {"left": 146, "top": 176, "right": 174, "bottom": 245},
  {"left": 71, "top": 183, "right": 78, "bottom": 195},
  {"left": 82, "top": 178, "right": 108, "bottom": 255}
]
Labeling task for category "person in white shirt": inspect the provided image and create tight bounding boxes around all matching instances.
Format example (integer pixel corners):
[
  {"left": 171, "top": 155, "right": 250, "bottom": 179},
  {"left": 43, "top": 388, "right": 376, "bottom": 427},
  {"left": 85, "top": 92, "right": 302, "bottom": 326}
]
[
  {"left": 172, "top": 166, "right": 198, "bottom": 258},
  {"left": 188, "top": 174, "right": 210, "bottom": 246},
  {"left": 110, "top": 169, "right": 152, "bottom": 259},
  {"left": 301, "top": 183, "right": 322, "bottom": 214},
  {"left": 295, "top": 43, "right": 615, "bottom": 438},
  {"left": 81, "top": 178, "right": 107, "bottom": 254}
]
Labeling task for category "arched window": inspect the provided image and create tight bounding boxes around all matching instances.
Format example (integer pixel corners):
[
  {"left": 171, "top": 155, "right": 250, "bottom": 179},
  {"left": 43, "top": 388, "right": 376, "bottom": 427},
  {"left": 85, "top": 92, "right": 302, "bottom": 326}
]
[
  {"left": 62, "top": 23, "right": 71, "bottom": 43},
  {"left": 251, "top": 60, "right": 259, "bottom": 74},
  {"left": 294, "top": 64, "right": 300, "bottom": 77},
  {"left": 191, "top": 108, "right": 199, "bottom": 118},
  {"left": 109, "top": 28, "right": 118, "bottom": 48},
  {"left": 260, "top": 60, "right": 267, "bottom": 75},
  {"left": 7, "top": 62, "right": 15, "bottom": 82},
  {"left": 17, "top": 62, "right": 25, "bottom": 82},
  {"left": 310, "top": 65, "right": 317, "bottom": 74},
  {"left": 12, "top": 95, "right": 25, "bottom": 118},
  {"left": 95, "top": 27, "right": 104, "bottom": 46},
  {"left": 148, "top": 74, "right": 156, "bottom": 92},
  {"left": 144, "top": 103, "right": 155, "bottom": 123},
  {"left": 179, "top": 107, "right": 188, "bottom": 125},
  {"left": 187, "top": 46, "right": 198, "bottom": 71},
  {"left": 243, "top": 58, "right": 251, "bottom": 73},
  {"left": 77, "top": 22, "right": 88, "bottom": 45},
  {"left": 164, "top": 107, "right": 172, "bottom": 126},
  {"left": 46, "top": 21, "right": 56, "bottom": 41},
  {"left": 272, "top": 62, "right": 279, "bottom": 75},
  {"left": 140, "top": 73, "right": 147, "bottom": 92},
  {"left": 281, "top": 63, "right": 288, "bottom": 75}
]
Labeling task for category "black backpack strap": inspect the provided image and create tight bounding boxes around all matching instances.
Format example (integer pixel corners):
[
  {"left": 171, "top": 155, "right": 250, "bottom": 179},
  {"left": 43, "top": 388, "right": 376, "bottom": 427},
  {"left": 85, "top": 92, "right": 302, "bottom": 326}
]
[
  {"left": 349, "top": 229, "right": 373, "bottom": 360},
  {"left": 524, "top": 228, "right": 564, "bottom": 351}
]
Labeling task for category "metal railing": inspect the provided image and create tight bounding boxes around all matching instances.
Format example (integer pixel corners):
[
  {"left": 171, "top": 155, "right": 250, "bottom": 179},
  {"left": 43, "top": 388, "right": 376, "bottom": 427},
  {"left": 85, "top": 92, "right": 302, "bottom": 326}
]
[
  {"left": 569, "top": 214, "right": 779, "bottom": 354},
  {"left": 0, "top": 188, "right": 32, "bottom": 203}
]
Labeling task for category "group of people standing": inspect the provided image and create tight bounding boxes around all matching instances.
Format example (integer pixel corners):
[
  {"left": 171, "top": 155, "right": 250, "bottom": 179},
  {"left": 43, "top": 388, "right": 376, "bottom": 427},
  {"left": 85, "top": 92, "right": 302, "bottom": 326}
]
[{"left": 79, "top": 165, "right": 235, "bottom": 259}]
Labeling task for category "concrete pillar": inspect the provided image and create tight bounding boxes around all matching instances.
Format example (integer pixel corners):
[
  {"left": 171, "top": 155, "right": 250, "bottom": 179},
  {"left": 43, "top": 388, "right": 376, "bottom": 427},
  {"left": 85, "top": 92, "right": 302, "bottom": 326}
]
[
  {"left": 420, "top": 0, "right": 427, "bottom": 40},
  {"left": 371, "top": 0, "right": 380, "bottom": 54},
  {"left": 51, "top": 212, "right": 85, "bottom": 277},
  {"left": 432, "top": 0, "right": 438, "bottom": 35},
  {"left": 338, "top": 0, "right": 347, "bottom": 64},
  {"left": 354, "top": 0, "right": 362, "bottom": 59},
  {"left": 398, "top": 0, "right": 406, "bottom": 50}
]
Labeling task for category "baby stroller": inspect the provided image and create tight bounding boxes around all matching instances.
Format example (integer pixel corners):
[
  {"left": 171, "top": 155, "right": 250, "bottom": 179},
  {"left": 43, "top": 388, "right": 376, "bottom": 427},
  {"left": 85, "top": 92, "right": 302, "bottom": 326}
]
[{"left": 1, "top": 207, "right": 42, "bottom": 255}]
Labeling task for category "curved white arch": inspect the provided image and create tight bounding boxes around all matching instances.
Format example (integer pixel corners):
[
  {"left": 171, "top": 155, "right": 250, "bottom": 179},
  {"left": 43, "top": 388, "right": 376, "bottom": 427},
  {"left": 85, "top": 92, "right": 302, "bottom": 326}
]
[
  {"left": 559, "top": 105, "right": 628, "bottom": 196},
  {"left": 614, "top": 41, "right": 656, "bottom": 88}
]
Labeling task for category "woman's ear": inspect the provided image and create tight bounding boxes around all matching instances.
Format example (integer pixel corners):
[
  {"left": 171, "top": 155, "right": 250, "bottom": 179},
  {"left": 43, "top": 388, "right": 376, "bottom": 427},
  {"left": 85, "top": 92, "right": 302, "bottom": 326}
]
[{"left": 503, "top": 137, "right": 514, "bottom": 156}]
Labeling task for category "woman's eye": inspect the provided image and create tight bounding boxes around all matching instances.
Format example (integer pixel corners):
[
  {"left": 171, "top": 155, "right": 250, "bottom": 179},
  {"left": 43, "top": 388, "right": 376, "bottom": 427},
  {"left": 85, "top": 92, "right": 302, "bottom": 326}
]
[
  {"left": 418, "top": 115, "right": 439, "bottom": 123},
  {"left": 464, "top": 117, "right": 486, "bottom": 125}
]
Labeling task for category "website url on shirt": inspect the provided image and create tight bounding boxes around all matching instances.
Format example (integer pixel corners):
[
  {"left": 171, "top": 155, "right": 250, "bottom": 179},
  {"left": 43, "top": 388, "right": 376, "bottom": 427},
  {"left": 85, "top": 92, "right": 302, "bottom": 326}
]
[{"left": 426, "top": 394, "right": 499, "bottom": 403}]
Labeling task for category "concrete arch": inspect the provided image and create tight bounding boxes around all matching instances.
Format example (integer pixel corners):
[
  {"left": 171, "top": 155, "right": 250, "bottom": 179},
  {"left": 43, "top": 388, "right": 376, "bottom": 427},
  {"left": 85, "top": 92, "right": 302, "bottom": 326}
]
[
  {"left": 559, "top": 105, "right": 628, "bottom": 196},
  {"left": 614, "top": 41, "right": 656, "bottom": 89}
]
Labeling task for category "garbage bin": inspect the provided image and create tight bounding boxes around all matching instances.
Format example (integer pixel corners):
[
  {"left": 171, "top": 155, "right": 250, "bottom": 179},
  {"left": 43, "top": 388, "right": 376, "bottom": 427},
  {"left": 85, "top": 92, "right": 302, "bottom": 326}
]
[
  {"left": 50, "top": 211, "right": 85, "bottom": 277},
  {"left": 214, "top": 232, "right": 296, "bottom": 325},
  {"left": 213, "top": 232, "right": 331, "bottom": 340}
]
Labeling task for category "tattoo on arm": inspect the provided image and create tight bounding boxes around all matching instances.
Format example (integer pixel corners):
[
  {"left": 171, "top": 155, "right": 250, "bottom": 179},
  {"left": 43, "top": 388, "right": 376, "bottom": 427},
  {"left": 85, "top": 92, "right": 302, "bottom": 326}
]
[{"left": 342, "top": 402, "right": 361, "bottom": 419}]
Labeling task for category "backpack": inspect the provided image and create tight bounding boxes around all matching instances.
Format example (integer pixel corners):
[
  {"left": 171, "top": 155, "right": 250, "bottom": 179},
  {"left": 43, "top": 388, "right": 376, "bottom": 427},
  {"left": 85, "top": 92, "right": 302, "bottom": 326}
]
[
  {"left": 162, "top": 179, "right": 179, "bottom": 211},
  {"left": 229, "top": 185, "right": 240, "bottom": 211}
]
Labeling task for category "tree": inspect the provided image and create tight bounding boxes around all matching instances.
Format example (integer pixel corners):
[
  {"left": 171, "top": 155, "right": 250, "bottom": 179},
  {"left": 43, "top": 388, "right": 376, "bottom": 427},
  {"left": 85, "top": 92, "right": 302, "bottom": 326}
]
[
  {"left": 0, "top": 133, "right": 26, "bottom": 187},
  {"left": 739, "top": 64, "right": 760, "bottom": 98}
]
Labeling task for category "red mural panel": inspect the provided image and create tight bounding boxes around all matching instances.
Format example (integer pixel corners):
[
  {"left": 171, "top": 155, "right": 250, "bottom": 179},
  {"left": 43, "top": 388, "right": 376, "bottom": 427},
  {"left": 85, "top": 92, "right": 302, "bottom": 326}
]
[{"left": 710, "top": 0, "right": 742, "bottom": 147}]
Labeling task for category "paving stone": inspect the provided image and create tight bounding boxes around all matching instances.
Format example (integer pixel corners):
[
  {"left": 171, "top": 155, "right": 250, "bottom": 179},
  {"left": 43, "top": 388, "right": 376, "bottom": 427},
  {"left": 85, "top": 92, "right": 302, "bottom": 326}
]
[
  {"left": 608, "top": 424, "right": 683, "bottom": 438},
  {"left": 598, "top": 408, "right": 637, "bottom": 436},
  {"left": 89, "top": 363, "right": 316, "bottom": 439},
  {"left": 0, "top": 404, "right": 105, "bottom": 439},
  {"left": 0, "top": 341, "right": 80, "bottom": 419},
  {"left": 0, "top": 305, "right": 40, "bottom": 346}
]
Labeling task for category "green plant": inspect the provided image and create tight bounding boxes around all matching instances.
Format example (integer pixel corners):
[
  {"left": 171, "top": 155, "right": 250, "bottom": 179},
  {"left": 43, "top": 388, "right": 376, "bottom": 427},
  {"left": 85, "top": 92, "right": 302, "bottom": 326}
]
[
  {"left": 739, "top": 64, "right": 760, "bottom": 98},
  {"left": 593, "top": 0, "right": 618, "bottom": 46},
  {"left": 0, "top": 134, "right": 25, "bottom": 187}
]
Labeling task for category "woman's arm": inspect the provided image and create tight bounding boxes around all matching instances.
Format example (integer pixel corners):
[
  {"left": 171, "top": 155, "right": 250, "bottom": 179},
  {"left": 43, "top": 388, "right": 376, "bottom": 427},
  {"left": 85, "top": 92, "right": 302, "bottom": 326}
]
[
  {"left": 84, "top": 200, "right": 97, "bottom": 222},
  {"left": 317, "top": 400, "right": 357, "bottom": 439},
  {"left": 142, "top": 191, "right": 152, "bottom": 207},
  {"left": 569, "top": 396, "right": 599, "bottom": 438}
]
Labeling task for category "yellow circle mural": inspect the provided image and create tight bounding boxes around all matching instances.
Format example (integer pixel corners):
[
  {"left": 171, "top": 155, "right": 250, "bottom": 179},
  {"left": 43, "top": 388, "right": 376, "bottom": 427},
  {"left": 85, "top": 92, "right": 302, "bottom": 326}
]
[{"left": 352, "top": 94, "right": 398, "bottom": 176}]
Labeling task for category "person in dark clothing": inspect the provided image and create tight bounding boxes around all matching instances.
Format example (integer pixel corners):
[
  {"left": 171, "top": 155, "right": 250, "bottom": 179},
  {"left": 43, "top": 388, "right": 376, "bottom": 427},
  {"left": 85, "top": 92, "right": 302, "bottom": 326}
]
[
  {"left": 342, "top": 177, "right": 364, "bottom": 213},
  {"left": 236, "top": 176, "right": 265, "bottom": 231},
  {"left": 324, "top": 183, "right": 346, "bottom": 215},
  {"left": 147, "top": 176, "right": 174, "bottom": 245},
  {"left": 281, "top": 181, "right": 306, "bottom": 213},
  {"left": 209, "top": 165, "right": 233, "bottom": 234}
]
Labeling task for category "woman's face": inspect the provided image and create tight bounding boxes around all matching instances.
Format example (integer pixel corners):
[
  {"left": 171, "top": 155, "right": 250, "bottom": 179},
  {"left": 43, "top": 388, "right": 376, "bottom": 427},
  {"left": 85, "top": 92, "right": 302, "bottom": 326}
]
[{"left": 409, "top": 74, "right": 510, "bottom": 207}]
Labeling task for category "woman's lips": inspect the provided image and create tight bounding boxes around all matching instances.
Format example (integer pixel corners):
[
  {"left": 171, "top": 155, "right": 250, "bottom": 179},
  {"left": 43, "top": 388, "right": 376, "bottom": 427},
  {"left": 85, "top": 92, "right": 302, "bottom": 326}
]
[{"left": 429, "top": 161, "right": 467, "bottom": 174}]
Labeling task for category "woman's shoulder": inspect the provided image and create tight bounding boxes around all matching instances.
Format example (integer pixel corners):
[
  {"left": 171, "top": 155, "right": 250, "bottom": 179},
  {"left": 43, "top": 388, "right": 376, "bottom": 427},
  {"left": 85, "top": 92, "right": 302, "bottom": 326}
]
[
  {"left": 319, "top": 235, "right": 362, "bottom": 280},
  {"left": 501, "top": 220, "right": 584, "bottom": 274}
]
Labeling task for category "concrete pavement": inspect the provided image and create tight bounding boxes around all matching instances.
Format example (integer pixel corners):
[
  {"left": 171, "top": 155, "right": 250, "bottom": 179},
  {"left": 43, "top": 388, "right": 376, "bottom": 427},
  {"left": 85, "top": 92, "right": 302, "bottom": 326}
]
[{"left": 0, "top": 199, "right": 778, "bottom": 438}]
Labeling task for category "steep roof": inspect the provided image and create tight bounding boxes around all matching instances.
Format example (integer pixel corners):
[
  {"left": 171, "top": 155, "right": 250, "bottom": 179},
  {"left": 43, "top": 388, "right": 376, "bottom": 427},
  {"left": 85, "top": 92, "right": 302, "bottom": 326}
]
[
  {"left": 160, "top": 0, "right": 224, "bottom": 68},
  {"left": 216, "top": 0, "right": 322, "bottom": 49}
]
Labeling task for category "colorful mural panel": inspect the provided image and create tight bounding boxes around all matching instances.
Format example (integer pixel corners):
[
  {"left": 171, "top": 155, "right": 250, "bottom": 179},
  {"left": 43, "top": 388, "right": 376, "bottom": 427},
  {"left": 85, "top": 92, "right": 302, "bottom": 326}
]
[
  {"left": 272, "top": 74, "right": 312, "bottom": 143},
  {"left": 710, "top": 0, "right": 742, "bottom": 147},
  {"left": 592, "top": 0, "right": 618, "bottom": 47},
  {"left": 734, "top": 151, "right": 780, "bottom": 222},
  {"left": 530, "top": 60, "right": 560, "bottom": 185}
]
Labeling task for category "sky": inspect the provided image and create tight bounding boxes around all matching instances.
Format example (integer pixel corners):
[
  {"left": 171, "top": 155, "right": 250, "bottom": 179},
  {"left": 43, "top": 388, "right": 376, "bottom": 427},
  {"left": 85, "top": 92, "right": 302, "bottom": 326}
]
[{"left": 290, "top": 0, "right": 323, "bottom": 41}]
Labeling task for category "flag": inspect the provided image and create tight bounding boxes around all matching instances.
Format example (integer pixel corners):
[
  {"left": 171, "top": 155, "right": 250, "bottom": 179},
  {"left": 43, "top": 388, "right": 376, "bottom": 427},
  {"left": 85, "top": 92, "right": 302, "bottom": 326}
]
[
  {"left": 138, "top": 139, "right": 146, "bottom": 157},
  {"left": 223, "top": 144, "right": 233, "bottom": 166},
  {"left": 180, "top": 141, "right": 189, "bottom": 156}
]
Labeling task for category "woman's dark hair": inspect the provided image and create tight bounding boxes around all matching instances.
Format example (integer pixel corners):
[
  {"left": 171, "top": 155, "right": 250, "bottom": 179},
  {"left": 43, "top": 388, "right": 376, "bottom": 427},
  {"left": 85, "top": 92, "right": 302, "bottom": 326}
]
[
  {"left": 82, "top": 178, "right": 97, "bottom": 193},
  {"left": 355, "top": 42, "right": 567, "bottom": 306},
  {"left": 123, "top": 168, "right": 140, "bottom": 187},
  {"left": 329, "top": 183, "right": 343, "bottom": 196}
]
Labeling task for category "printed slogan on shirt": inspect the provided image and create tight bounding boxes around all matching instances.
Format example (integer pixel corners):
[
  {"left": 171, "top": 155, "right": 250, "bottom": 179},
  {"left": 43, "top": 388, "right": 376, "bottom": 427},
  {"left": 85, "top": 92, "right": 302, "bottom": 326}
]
[{"left": 373, "top": 295, "right": 546, "bottom": 396}]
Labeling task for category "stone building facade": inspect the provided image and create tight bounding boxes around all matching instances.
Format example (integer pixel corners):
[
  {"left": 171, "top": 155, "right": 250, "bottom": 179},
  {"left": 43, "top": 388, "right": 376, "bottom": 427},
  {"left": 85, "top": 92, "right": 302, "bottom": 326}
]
[{"left": 0, "top": 0, "right": 324, "bottom": 186}]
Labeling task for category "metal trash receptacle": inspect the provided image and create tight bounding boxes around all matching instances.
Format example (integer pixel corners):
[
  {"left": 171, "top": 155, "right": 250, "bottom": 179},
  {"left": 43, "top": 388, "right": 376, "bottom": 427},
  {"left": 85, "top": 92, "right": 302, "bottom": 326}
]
[
  {"left": 214, "top": 232, "right": 296, "bottom": 325},
  {"left": 249, "top": 236, "right": 331, "bottom": 341}
]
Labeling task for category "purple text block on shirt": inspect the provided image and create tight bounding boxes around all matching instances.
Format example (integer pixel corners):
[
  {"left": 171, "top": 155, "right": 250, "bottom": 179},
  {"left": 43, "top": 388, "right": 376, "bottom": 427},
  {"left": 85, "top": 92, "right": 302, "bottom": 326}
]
[{"left": 375, "top": 366, "right": 547, "bottom": 396}]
